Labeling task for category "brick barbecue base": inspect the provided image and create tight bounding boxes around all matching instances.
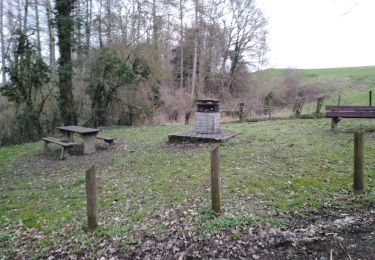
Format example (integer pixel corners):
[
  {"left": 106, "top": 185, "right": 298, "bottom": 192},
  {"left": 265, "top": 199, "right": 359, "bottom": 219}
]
[{"left": 168, "top": 130, "right": 241, "bottom": 142}]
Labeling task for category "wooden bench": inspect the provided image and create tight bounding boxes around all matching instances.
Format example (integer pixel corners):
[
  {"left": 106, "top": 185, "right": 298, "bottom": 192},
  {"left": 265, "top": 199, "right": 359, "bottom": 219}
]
[
  {"left": 95, "top": 136, "right": 114, "bottom": 145},
  {"left": 42, "top": 137, "right": 75, "bottom": 160},
  {"left": 326, "top": 105, "right": 375, "bottom": 131}
]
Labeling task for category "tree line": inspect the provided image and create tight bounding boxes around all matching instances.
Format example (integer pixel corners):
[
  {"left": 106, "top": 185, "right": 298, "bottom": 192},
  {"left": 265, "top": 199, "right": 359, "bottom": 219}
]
[{"left": 0, "top": 0, "right": 268, "bottom": 144}]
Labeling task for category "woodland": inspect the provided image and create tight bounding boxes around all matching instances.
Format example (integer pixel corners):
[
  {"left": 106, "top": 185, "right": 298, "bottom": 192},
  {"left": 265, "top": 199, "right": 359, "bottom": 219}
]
[{"left": 0, "top": 0, "right": 275, "bottom": 145}]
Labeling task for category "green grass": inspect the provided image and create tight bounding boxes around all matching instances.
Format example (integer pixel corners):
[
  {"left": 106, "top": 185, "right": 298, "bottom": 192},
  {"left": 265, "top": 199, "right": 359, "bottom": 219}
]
[{"left": 1, "top": 119, "right": 375, "bottom": 257}]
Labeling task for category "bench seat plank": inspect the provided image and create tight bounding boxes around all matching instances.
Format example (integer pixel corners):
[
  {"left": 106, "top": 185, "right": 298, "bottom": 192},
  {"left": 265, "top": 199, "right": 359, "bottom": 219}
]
[
  {"left": 326, "top": 111, "right": 375, "bottom": 118},
  {"left": 42, "top": 137, "right": 75, "bottom": 147},
  {"left": 326, "top": 105, "right": 375, "bottom": 112},
  {"left": 95, "top": 136, "right": 114, "bottom": 146},
  {"left": 95, "top": 136, "right": 114, "bottom": 142}
]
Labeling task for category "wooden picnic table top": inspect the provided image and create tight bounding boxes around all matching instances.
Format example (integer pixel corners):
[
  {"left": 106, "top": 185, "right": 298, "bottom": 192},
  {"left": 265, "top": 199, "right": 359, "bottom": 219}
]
[{"left": 56, "top": 125, "right": 100, "bottom": 134}]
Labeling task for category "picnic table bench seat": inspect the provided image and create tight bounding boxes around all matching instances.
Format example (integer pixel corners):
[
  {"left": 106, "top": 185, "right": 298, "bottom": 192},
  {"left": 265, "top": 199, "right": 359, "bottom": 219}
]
[
  {"left": 42, "top": 137, "right": 75, "bottom": 160},
  {"left": 326, "top": 105, "right": 375, "bottom": 131},
  {"left": 95, "top": 136, "right": 115, "bottom": 145}
]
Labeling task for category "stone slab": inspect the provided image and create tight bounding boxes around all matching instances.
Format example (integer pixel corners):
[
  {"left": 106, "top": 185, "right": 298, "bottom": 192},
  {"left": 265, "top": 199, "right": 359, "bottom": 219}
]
[{"left": 168, "top": 130, "right": 241, "bottom": 143}]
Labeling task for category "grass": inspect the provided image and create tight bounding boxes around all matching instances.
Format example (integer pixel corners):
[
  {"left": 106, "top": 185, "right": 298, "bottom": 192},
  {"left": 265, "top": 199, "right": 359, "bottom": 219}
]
[{"left": 1, "top": 119, "right": 375, "bottom": 257}]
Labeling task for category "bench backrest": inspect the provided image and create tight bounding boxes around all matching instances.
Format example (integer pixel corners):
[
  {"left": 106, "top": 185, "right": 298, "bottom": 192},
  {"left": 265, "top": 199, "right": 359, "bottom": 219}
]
[
  {"left": 326, "top": 105, "right": 375, "bottom": 111},
  {"left": 326, "top": 105, "right": 375, "bottom": 118}
]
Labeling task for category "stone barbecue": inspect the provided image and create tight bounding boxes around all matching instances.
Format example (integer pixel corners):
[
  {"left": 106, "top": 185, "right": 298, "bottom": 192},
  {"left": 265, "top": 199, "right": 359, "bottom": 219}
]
[{"left": 195, "top": 99, "right": 220, "bottom": 134}]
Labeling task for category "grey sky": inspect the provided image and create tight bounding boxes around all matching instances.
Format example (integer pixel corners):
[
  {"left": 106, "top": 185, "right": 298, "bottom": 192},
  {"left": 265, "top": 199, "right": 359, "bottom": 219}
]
[{"left": 260, "top": 0, "right": 375, "bottom": 68}]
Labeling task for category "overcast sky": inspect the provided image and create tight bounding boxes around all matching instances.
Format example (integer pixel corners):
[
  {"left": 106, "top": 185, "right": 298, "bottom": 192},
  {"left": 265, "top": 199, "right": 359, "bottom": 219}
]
[{"left": 259, "top": 0, "right": 375, "bottom": 69}]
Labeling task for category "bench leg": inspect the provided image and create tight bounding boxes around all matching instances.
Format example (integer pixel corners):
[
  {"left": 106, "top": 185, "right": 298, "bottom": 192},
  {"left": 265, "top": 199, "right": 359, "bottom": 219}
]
[
  {"left": 331, "top": 117, "right": 341, "bottom": 131},
  {"left": 60, "top": 147, "right": 65, "bottom": 160},
  {"left": 42, "top": 141, "right": 50, "bottom": 154},
  {"left": 105, "top": 140, "right": 114, "bottom": 146}
]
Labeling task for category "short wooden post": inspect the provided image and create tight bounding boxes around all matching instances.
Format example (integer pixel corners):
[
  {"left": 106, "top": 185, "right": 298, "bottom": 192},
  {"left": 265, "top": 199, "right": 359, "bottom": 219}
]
[
  {"left": 239, "top": 103, "right": 244, "bottom": 122},
  {"left": 316, "top": 97, "right": 324, "bottom": 114},
  {"left": 211, "top": 146, "right": 221, "bottom": 214},
  {"left": 338, "top": 95, "right": 341, "bottom": 106},
  {"left": 369, "top": 91, "right": 372, "bottom": 106},
  {"left": 86, "top": 165, "right": 98, "bottom": 231},
  {"left": 354, "top": 129, "right": 364, "bottom": 194}
]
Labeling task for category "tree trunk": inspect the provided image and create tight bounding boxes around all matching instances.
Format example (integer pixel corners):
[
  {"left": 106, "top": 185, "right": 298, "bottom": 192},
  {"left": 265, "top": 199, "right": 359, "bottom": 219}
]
[
  {"left": 34, "top": 0, "right": 41, "bottom": 56},
  {"left": 228, "top": 42, "right": 240, "bottom": 94},
  {"left": 152, "top": 0, "right": 158, "bottom": 63},
  {"left": 17, "top": 0, "right": 22, "bottom": 29},
  {"left": 46, "top": 0, "right": 56, "bottom": 80},
  {"left": 98, "top": 0, "right": 103, "bottom": 47},
  {"left": 55, "top": 0, "right": 77, "bottom": 125},
  {"left": 179, "top": 0, "right": 184, "bottom": 89},
  {"left": 0, "top": 0, "right": 6, "bottom": 83},
  {"left": 23, "top": 0, "right": 29, "bottom": 33},
  {"left": 190, "top": 0, "right": 199, "bottom": 100},
  {"left": 106, "top": 0, "right": 111, "bottom": 44},
  {"left": 136, "top": 0, "right": 141, "bottom": 45},
  {"left": 85, "top": 0, "right": 92, "bottom": 53},
  {"left": 76, "top": 0, "right": 82, "bottom": 55}
]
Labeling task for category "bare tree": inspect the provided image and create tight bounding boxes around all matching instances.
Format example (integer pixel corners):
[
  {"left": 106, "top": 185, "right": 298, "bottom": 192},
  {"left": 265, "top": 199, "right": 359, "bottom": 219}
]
[
  {"left": 85, "top": 0, "right": 92, "bottom": 52},
  {"left": 223, "top": 0, "right": 267, "bottom": 94},
  {"left": 34, "top": 0, "right": 41, "bottom": 56},
  {"left": 1, "top": 0, "right": 6, "bottom": 83},
  {"left": 46, "top": 0, "right": 56, "bottom": 79},
  {"left": 191, "top": 0, "right": 199, "bottom": 100},
  {"left": 179, "top": 0, "right": 184, "bottom": 89},
  {"left": 23, "top": 0, "right": 29, "bottom": 33}
]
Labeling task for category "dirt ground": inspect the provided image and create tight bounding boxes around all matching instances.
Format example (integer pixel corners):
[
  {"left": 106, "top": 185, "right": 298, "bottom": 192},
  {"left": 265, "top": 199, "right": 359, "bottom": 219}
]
[{"left": 118, "top": 207, "right": 375, "bottom": 259}]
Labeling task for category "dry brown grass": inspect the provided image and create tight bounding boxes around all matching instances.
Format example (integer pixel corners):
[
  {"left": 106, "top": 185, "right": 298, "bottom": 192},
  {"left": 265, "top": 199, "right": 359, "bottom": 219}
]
[{"left": 0, "top": 104, "right": 18, "bottom": 145}]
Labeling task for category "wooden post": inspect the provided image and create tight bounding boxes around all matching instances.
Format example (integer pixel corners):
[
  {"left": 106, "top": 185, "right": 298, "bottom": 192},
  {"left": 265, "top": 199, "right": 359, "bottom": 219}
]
[
  {"left": 338, "top": 95, "right": 341, "bottom": 106},
  {"left": 354, "top": 129, "right": 364, "bottom": 194},
  {"left": 316, "top": 97, "right": 324, "bottom": 114},
  {"left": 211, "top": 146, "right": 221, "bottom": 214},
  {"left": 86, "top": 165, "right": 98, "bottom": 231},
  {"left": 369, "top": 91, "right": 372, "bottom": 106},
  {"left": 239, "top": 103, "right": 244, "bottom": 122}
]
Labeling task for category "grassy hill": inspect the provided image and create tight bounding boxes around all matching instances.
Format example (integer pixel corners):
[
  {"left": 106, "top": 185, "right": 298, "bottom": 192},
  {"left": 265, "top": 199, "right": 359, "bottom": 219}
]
[{"left": 256, "top": 66, "right": 375, "bottom": 115}]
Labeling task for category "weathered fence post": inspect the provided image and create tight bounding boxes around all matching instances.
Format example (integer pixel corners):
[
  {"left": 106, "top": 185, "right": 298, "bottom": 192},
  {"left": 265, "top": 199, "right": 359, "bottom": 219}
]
[
  {"left": 86, "top": 165, "right": 98, "bottom": 231},
  {"left": 369, "top": 91, "right": 372, "bottom": 106},
  {"left": 265, "top": 92, "right": 273, "bottom": 119},
  {"left": 316, "top": 97, "right": 324, "bottom": 114},
  {"left": 239, "top": 103, "right": 244, "bottom": 122},
  {"left": 338, "top": 95, "right": 341, "bottom": 106},
  {"left": 354, "top": 129, "right": 364, "bottom": 194},
  {"left": 211, "top": 146, "right": 221, "bottom": 213}
]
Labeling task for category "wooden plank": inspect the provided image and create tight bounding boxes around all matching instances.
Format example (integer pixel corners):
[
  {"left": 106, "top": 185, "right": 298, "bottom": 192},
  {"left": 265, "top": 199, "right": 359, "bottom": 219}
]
[
  {"left": 41, "top": 137, "right": 75, "bottom": 147},
  {"left": 326, "top": 111, "right": 375, "bottom": 118},
  {"left": 57, "top": 125, "right": 100, "bottom": 134},
  {"left": 95, "top": 136, "right": 114, "bottom": 141},
  {"left": 326, "top": 105, "right": 375, "bottom": 111},
  {"left": 168, "top": 130, "right": 240, "bottom": 142}
]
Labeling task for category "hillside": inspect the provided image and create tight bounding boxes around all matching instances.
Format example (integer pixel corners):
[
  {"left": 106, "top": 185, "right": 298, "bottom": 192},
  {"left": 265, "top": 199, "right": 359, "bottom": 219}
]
[{"left": 253, "top": 66, "right": 375, "bottom": 116}]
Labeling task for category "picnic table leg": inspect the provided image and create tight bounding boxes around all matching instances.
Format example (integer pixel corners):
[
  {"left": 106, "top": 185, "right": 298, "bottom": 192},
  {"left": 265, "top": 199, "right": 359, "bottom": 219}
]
[
  {"left": 60, "top": 147, "right": 65, "bottom": 160},
  {"left": 82, "top": 134, "right": 96, "bottom": 154},
  {"left": 42, "top": 140, "right": 50, "bottom": 154}
]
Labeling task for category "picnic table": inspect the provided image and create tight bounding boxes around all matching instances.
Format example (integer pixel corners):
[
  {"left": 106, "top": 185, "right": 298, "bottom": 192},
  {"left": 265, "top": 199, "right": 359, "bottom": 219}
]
[{"left": 57, "top": 126, "right": 100, "bottom": 154}]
